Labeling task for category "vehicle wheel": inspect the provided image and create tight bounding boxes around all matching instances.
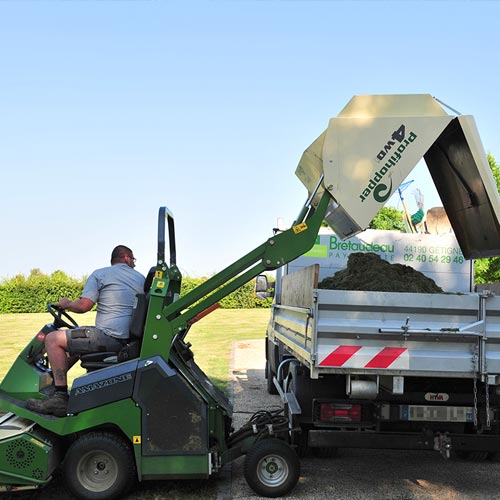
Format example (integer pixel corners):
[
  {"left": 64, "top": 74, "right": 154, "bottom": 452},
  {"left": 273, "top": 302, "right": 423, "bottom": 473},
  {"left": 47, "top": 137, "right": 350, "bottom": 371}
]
[
  {"left": 244, "top": 438, "right": 300, "bottom": 498},
  {"left": 266, "top": 361, "right": 278, "bottom": 395},
  {"left": 63, "top": 432, "right": 136, "bottom": 500},
  {"left": 288, "top": 364, "right": 313, "bottom": 420}
]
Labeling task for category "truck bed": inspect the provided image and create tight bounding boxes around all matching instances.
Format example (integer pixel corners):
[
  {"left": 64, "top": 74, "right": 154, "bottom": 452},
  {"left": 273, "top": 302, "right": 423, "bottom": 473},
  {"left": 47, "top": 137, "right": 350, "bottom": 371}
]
[{"left": 271, "top": 265, "right": 500, "bottom": 382}]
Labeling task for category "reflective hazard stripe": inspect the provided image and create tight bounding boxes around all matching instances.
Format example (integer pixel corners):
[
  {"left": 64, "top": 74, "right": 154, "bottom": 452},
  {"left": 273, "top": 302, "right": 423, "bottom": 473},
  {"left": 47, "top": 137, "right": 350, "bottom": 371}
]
[
  {"left": 319, "top": 345, "right": 361, "bottom": 367},
  {"left": 364, "top": 347, "right": 407, "bottom": 368},
  {"left": 318, "top": 345, "right": 408, "bottom": 369}
]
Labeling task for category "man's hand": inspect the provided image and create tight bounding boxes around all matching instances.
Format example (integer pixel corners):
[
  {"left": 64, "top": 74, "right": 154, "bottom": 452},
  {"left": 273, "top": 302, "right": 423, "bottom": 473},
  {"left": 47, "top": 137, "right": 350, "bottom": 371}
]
[
  {"left": 58, "top": 298, "right": 72, "bottom": 310},
  {"left": 57, "top": 297, "right": 94, "bottom": 314}
]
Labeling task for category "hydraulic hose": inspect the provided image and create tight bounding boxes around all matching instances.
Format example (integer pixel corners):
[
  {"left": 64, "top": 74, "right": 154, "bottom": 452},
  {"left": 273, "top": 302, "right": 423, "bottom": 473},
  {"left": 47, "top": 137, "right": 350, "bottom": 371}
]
[{"left": 227, "top": 409, "right": 289, "bottom": 447}]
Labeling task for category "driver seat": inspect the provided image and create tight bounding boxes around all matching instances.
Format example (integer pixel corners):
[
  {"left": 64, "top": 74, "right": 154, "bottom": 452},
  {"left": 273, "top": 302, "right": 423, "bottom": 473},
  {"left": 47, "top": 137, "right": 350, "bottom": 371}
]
[{"left": 79, "top": 292, "right": 149, "bottom": 371}]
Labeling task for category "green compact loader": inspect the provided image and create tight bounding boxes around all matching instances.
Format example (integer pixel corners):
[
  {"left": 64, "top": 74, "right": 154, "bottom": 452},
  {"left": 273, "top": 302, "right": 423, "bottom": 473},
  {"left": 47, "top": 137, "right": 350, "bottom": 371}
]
[{"left": 0, "top": 191, "right": 331, "bottom": 499}]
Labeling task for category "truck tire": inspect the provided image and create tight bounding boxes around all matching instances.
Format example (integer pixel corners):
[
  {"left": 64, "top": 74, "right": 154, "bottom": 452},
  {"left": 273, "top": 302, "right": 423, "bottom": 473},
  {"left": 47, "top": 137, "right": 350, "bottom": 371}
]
[
  {"left": 63, "top": 432, "right": 136, "bottom": 500},
  {"left": 288, "top": 365, "right": 311, "bottom": 412},
  {"left": 266, "top": 360, "right": 278, "bottom": 395},
  {"left": 244, "top": 438, "right": 300, "bottom": 498}
]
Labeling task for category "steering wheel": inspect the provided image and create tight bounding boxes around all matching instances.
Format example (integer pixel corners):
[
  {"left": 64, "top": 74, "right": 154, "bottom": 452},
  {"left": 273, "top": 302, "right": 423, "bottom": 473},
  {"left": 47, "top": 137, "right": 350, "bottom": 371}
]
[{"left": 47, "top": 303, "right": 79, "bottom": 330}]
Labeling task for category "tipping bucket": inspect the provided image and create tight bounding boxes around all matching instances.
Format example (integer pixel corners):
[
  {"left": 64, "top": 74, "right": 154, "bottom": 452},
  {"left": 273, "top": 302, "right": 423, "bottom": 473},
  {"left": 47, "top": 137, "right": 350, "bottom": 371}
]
[{"left": 296, "top": 94, "right": 500, "bottom": 259}]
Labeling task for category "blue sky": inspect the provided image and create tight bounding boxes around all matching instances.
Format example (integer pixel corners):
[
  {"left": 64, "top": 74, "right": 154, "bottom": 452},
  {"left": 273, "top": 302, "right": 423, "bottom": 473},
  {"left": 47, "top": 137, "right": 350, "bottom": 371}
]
[{"left": 1, "top": 1, "right": 499, "bottom": 280}]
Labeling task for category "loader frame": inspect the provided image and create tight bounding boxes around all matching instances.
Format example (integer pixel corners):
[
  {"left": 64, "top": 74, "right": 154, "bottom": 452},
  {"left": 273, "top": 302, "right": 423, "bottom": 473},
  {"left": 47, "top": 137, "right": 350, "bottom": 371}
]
[{"left": 0, "top": 186, "right": 331, "bottom": 495}]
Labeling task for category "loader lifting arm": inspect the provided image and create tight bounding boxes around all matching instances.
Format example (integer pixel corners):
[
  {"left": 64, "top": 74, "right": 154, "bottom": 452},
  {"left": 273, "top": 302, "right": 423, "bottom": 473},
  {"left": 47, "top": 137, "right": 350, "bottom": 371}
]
[{"left": 140, "top": 186, "right": 331, "bottom": 359}]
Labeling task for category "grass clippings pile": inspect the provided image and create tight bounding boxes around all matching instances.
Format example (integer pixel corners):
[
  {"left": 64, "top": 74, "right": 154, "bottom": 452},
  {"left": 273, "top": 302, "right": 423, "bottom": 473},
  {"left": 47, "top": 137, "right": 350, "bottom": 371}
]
[{"left": 318, "top": 252, "right": 443, "bottom": 293}]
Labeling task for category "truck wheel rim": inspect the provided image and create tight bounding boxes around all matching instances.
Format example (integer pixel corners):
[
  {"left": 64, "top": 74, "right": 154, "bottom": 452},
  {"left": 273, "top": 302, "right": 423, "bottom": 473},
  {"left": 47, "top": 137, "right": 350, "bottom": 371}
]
[
  {"left": 256, "top": 454, "right": 289, "bottom": 487},
  {"left": 77, "top": 450, "right": 118, "bottom": 492}
]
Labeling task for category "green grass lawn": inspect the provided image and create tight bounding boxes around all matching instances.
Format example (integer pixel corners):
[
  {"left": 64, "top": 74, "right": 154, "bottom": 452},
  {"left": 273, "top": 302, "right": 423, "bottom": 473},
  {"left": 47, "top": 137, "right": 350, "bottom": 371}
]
[
  {"left": 0, "top": 308, "right": 270, "bottom": 500},
  {"left": 0, "top": 308, "right": 270, "bottom": 390}
]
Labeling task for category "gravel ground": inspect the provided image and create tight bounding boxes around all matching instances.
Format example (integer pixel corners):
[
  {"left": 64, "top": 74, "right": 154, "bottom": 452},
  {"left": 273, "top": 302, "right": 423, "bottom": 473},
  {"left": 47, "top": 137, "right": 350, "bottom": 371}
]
[{"left": 228, "top": 339, "right": 500, "bottom": 500}]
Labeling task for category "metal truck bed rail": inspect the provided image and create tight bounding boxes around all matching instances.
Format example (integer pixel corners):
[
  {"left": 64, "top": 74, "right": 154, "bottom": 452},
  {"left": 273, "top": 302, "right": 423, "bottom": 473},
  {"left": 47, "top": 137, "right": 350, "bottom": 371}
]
[{"left": 272, "top": 286, "right": 500, "bottom": 382}]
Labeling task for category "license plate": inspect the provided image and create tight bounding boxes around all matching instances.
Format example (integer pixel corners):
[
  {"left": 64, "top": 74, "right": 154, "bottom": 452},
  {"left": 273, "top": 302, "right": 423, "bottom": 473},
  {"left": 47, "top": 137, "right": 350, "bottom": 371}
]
[{"left": 401, "top": 405, "right": 473, "bottom": 423}]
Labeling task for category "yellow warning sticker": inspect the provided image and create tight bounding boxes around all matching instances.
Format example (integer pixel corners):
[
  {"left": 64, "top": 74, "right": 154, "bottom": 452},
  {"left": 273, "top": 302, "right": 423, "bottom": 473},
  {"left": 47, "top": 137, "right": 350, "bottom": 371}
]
[
  {"left": 133, "top": 436, "right": 141, "bottom": 444},
  {"left": 30, "top": 437, "right": 45, "bottom": 448},
  {"left": 155, "top": 271, "right": 163, "bottom": 278},
  {"left": 292, "top": 222, "right": 308, "bottom": 234},
  {"left": 156, "top": 280, "right": 166, "bottom": 288}
]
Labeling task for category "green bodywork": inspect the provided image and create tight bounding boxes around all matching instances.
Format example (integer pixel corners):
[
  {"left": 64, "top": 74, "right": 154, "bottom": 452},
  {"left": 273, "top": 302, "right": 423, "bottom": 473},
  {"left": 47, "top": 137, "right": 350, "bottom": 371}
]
[{"left": 0, "top": 190, "right": 331, "bottom": 489}]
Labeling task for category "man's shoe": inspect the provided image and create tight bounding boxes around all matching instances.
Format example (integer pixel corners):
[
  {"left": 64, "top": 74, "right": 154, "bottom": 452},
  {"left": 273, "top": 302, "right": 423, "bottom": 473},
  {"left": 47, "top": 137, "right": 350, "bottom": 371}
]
[{"left": 26, "top": 391, "right": 69, "bottom": 417}]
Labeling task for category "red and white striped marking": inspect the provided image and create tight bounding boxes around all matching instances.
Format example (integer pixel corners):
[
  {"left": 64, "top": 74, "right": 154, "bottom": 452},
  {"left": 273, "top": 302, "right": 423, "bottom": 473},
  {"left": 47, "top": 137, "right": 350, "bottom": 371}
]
[{"left": 318, "top": 345, "right": 409, "bottom": 369}]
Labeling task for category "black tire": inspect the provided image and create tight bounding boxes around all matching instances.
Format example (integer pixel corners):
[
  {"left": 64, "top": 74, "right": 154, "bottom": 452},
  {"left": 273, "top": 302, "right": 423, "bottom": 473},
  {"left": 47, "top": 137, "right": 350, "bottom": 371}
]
[
  {"left": 63, "top": 432, "right": 136, "bottom": 500},
  {"left": 288, "top": 365, "right": 312, "bottom": 419},
  {"left": 244, "top": 438, "right": 300, "bottom": 498},
  {"left": 266, "top": 360, "right": 279, "bottom": 395}
]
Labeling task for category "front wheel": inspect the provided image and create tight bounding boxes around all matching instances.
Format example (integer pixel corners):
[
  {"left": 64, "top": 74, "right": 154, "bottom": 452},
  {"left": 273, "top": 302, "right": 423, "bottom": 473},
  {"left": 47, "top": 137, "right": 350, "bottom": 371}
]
[
  {"left": 63, "top": 432, "right": 136, "bottom": 500},
  {"left": 244, "top": 438, "right": 300, "bottom": 498}
]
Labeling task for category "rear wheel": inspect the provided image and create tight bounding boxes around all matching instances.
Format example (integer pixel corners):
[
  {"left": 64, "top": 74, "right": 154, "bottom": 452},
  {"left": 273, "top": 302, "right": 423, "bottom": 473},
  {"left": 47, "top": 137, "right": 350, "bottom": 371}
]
[
  {"left": 63, "top": 432, "right": 136, "bottom": 500},
  {"left": 244, "top": 438, "right": 300, "bottom": 497},
  {"left": 266, "top": 360, "right": 278, "bottom": 395}
]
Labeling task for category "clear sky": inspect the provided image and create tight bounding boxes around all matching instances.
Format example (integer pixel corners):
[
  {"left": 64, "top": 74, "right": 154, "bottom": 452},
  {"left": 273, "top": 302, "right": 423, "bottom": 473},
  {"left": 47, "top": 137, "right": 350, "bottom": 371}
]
[{"left": 1, "top": 1, "right": 499, "bottom": 280}]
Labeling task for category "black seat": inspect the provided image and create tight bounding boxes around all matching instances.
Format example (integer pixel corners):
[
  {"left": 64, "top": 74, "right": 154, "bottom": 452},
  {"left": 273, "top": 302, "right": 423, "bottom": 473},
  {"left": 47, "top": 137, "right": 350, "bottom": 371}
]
[{"left": 80, "top": 292, "right": 149, "bottom": 371}]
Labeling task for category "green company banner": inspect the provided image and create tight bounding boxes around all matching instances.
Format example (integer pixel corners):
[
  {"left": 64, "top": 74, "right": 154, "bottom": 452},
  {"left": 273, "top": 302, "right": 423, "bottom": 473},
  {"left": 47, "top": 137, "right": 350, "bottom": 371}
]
[{"left": 304, "top": 244, "right": 328, "bottom": 258}]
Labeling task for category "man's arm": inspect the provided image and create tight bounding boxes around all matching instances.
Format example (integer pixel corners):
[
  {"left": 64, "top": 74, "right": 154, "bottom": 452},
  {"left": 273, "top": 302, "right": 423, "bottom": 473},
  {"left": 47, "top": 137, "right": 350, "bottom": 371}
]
[{"left": 58, "top": 297, "right": 94, "bottom": 314}]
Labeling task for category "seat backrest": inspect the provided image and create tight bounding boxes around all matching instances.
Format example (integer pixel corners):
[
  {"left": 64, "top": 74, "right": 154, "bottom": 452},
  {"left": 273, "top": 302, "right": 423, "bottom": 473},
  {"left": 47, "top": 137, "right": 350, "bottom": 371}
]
[
  {"left": 144, "top": 266, "right": 156, "bottom": 293},
  {"left": 129, "top": 293, "right": 149, "bottom": 339}
]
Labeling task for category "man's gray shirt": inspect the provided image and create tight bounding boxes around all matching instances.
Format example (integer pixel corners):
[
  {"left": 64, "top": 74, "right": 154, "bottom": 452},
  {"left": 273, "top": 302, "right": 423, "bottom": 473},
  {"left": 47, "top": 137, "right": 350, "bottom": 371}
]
[{"left": 82, "top": 263, "right": 145, "bottom": 339}]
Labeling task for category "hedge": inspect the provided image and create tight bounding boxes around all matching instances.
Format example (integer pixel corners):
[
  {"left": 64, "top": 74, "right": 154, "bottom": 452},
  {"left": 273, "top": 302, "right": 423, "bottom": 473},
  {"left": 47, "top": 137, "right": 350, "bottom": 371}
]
[
  {"left": 0, "top": 271, "right": 85, "bottom": 314},
  {"left": 0, "top": 270, "right": 272, "bottom": 313}
]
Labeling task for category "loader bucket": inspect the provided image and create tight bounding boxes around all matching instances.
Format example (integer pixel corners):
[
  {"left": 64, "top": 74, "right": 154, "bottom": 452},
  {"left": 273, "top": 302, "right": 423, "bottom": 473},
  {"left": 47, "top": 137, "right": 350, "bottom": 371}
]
[
  {"left": 296, "top": 94, "right": 500, "bottom": 259},
  {"left": 424, "top": 116, "right": 500, "bottom": 258}
]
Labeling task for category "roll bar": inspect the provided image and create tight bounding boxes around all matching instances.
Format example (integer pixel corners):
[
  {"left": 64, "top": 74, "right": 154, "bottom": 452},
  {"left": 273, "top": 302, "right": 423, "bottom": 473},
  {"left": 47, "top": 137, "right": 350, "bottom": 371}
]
[{"left": 157, "top": 206, "right": 176, "bottom": 267}]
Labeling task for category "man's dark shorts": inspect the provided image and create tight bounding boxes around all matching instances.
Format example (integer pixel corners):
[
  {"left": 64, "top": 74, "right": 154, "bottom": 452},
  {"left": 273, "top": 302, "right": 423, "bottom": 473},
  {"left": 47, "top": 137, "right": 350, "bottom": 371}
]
[{"left": 66, "top": 327, "right": 125, "bottom": 356}]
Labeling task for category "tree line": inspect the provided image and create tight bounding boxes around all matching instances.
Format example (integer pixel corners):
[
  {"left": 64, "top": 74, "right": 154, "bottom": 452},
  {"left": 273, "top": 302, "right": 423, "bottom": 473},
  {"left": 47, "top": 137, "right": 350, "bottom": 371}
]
[{"left": 0, "top": 271, "right": 271, "bottom": 314}]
